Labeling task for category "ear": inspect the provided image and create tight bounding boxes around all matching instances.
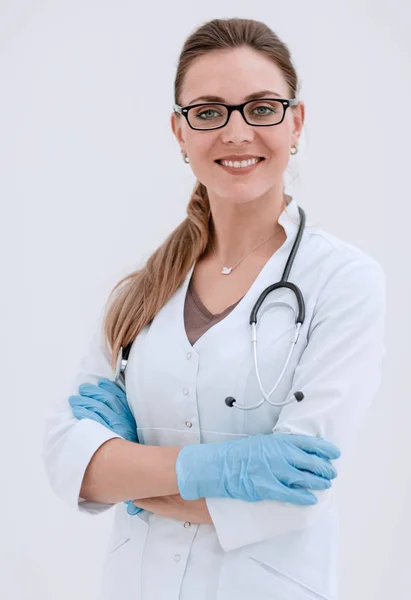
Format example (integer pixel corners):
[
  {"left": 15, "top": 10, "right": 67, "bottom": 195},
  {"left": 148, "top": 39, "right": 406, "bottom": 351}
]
[
  {"left": 171, "top": 112, "right": 185, "bottom": 152},
  {"left": 292, "top": 101, "right": 305, "bottom": 145}
]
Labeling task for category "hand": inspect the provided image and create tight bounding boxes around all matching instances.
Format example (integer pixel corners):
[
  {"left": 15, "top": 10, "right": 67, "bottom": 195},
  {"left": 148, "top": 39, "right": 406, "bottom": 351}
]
[
  {"left": 69, "top": 377, "right": 138, "bottom": 442},
  {"left": 134, "top": 495, "right": 213, "bottom": 525},
  {"left": 175, "top": 431, "right": 341, "bottom": 505},
  {"left": 69, "top": 377, "right": 143, "bottom": 515}
]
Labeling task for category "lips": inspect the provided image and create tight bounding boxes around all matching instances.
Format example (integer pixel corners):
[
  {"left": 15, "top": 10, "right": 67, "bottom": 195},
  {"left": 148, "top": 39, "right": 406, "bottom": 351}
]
[
  {"left": 215, "top": 157, "right": 265, "bottom": 175},
  {"left": 215, "top": 157, "right": 265, "bottom": 164}
]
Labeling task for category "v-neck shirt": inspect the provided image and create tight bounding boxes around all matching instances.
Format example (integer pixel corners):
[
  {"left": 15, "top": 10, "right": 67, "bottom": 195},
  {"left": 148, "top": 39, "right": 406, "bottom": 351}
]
[
  {"left": 183, "top": 194, "right": 294, "bottom": 346},
  {"left": 184, "top": 276, "right": 244, "bottom": 346}
]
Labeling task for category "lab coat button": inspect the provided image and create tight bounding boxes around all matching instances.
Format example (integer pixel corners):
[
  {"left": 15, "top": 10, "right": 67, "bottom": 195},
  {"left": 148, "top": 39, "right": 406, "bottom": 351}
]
[
  {"left": 182, "top": 387, "right": 189, "bottom": 395},
  {"left": 185, "top": 421, "right": 192, "bottom": 428},
  {"left": 186, "top": 352, "right": 192, "bottom": 359},
  {"left": 174, "top": 554, "right": 181, "bottom": 562},
  {"left": 184, "top": 521, "right": 191, "bottom": 528}
]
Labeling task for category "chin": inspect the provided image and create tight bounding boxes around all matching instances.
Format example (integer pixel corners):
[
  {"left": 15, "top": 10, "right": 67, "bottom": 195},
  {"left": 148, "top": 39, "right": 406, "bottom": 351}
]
[{"left": 218, "top": 184, "right": 271, "bottom": 203}]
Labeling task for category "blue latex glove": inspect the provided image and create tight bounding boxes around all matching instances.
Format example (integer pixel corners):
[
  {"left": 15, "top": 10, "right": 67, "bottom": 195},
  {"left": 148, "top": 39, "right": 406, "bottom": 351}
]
[
  {"left": 69, "top": 377, "right": 142, "bottom": 515},
  {"left": 176, "top": 432, "right": 341, "bottom": 505}
]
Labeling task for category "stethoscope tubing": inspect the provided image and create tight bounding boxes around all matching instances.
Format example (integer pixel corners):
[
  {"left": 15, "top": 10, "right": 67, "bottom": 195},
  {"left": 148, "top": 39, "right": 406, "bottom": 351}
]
[
  {"left": 114, "top": 206, "right": 307, "bottom": 410},
  {"left": 225, "top": 206, "right": 306, "bottom": 410}
]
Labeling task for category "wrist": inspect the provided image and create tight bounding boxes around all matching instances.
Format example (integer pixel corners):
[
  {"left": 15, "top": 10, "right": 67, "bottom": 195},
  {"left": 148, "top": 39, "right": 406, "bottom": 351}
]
[
  {"left": 158, "top": 446, "right": 181, "bottom": 496},
  {"left": 176, "top": 442, "right": 228, "bottom": 500}
]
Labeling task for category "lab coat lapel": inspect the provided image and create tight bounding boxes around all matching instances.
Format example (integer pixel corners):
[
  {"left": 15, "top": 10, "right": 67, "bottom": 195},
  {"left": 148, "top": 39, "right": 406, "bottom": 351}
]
[
  {"left": 176, "top": 195, "right": 302, "bottom": 352},
  {"left": 126, "top": 194, "right": 306, "bottom": 445}
]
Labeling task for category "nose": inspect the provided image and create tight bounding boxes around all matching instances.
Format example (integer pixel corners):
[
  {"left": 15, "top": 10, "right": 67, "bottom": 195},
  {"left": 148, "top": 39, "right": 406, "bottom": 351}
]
[{"left": 220, "top": 108, "right": 255, "bottom": 143}]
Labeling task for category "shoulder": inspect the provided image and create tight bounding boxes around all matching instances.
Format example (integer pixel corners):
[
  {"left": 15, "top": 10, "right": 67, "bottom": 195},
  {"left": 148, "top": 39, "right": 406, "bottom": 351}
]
[
  {"left": 299, "top": 222, "right": 386, "bottom": 310},
  {"left": 303, "top": 219, "right": 385, "bottom": 283}
]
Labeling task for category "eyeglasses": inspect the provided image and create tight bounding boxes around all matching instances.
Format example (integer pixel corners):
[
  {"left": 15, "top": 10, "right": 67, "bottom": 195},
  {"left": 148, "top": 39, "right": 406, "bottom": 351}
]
[{"left": 173, "top": 97, "right": 299, "bottom": 131}]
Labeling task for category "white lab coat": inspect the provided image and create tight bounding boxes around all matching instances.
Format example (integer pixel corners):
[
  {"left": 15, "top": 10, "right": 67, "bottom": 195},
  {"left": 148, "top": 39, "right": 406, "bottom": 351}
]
[{"left": 42, "top": 196, "right": 386, "bottom": 600}]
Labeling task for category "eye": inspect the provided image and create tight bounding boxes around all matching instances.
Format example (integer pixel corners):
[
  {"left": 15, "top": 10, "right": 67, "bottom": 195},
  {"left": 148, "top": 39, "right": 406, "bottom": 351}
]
[
  {"left": 197, "top": 109, "right": 222, "bottom": 120},
  {"left": 252, "top": 105, "right": 277, "bottom": 116},
  {"left": 255, "top": 107, "right": 272, "bottom": 115}
]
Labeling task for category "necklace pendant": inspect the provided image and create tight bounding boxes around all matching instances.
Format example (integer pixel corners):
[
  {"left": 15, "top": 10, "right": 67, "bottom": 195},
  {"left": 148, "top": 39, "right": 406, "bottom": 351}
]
[{"left": 221, "top": 266, "right": 232, "bottom": 275}]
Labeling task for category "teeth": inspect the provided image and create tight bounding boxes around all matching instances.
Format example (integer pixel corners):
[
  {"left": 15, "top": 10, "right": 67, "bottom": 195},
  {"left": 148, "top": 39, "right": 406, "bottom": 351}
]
[{"left": 219, "top": 158, "right": 261, "bottom": 168}]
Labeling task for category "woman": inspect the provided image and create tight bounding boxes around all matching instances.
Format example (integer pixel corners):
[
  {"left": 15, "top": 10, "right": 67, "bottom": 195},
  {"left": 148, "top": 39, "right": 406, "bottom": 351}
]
[{"left": 42, "top": 18, "right": 386, "bottom": 600}]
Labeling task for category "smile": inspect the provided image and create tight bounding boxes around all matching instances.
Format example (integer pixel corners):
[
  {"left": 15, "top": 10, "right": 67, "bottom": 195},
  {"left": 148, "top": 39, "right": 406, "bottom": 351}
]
[{"left": 215, "top": 157, "right": 265, "bottom": 175}]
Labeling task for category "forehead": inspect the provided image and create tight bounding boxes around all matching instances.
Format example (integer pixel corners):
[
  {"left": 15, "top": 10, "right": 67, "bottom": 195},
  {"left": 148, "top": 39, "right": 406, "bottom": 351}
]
[{"left": 181, "top": 47, "right": 288, "bottom": 104}]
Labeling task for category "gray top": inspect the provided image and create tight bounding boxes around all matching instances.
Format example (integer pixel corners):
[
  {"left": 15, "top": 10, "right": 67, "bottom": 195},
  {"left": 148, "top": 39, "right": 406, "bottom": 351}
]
[{"left": 183, "top": 275, "right": 244, "bottom": 346}]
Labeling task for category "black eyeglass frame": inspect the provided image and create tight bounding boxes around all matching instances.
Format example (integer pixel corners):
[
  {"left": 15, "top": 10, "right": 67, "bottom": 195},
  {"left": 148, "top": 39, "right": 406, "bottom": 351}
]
[{"left": 173, "top": 98, "right": 299, "bottom": 131}]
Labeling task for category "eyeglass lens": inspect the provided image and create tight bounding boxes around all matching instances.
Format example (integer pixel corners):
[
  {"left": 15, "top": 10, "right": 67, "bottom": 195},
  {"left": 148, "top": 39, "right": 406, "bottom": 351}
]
[{"left": 187, "top": 100, "right": 284, "bottom": 129}]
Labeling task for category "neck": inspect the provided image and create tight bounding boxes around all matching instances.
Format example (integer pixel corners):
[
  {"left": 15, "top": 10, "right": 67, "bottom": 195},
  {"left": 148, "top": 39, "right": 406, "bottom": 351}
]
[{"left": 206, "top": 190, "right": 290, "bottom": 267}]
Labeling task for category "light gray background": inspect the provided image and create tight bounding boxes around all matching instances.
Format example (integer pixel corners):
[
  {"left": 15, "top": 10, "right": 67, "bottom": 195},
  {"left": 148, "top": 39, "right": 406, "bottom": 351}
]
[{"left": 1, "top": 1, "right": 410, "bottom": 598}]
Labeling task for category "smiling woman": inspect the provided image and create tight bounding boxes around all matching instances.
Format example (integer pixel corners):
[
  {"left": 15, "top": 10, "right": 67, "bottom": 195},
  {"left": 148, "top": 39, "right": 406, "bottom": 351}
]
[{"left": 42, "top": 16, "right": 386, "bottom": 600}]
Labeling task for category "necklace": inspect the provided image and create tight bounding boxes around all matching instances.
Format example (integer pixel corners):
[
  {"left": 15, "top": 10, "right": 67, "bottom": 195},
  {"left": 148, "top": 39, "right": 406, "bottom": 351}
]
[{"left": 210, "top": 224, "right": 283, "bottom": 275}]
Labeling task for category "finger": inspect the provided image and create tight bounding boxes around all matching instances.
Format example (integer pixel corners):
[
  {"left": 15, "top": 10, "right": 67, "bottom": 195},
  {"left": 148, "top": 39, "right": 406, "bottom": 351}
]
[
  {"left": 70, "top": 395, "right": 138, "bottom": 443},
  {"left": 69, "top": 393, "right": 111, "bottom": 415},
  {"left": 69, "top": 395, "right": 115, "bottom": 423},
  {"left": 71, "top": 406, "right": 108, "bottom": 428},
  {"left": 286, "top": 445, "right": 338, "bottom": 480},
  {"left": 281, "top": 464, "right": 333, "bottom": 491},
  {"left": 280, "top": 432, "right": 341, "bottom": 460},
  {"left": 274, "top": 483, "right": 318, "bottom": 506},
  {"left": 126, "top": 501, "right": 142, "bottom": 515},
  {"left": 97, "top": 378, "right": 130, "bottom": 413},
  {"left": 77, "top": 383, "right": 125, "bottom": 415}
]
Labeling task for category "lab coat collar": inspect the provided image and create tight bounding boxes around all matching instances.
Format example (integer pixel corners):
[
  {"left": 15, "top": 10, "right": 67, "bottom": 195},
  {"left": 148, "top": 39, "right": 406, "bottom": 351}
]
[
  {"left": 179, "top": 193, "right": 303, "bottom": 328},
  {"left": 278, "top": 193, "right": 300, "bottom": 239}
]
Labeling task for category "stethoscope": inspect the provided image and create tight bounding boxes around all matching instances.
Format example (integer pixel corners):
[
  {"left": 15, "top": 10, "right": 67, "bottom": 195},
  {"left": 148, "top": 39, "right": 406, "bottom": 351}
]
[{"left": 114, "top": 206, "right": 306, "bottom": 410}]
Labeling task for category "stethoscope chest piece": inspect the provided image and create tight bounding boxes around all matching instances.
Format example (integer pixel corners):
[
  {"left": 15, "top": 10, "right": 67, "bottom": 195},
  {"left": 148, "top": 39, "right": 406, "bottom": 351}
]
[{"left": 225, "top": 390, "right": 304, "bottom": 408}]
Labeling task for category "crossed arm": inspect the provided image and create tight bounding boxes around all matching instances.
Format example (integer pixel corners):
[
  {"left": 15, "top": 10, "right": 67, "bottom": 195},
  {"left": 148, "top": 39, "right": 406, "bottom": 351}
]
[
  {"left": 134, "top": 495, "right": 213, "bottom": 524},
  {"left": 47, "top": 254, "right": 385, "bottom": 544},
  {"left": 79, "top": 436, "right": 213, "bottom": 524}
]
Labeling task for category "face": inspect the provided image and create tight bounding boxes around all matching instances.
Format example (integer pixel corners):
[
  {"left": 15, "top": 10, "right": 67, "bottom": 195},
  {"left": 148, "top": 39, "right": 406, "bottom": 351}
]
[{"left": 171, "top": 46, "right": 305, "bottom": 207}]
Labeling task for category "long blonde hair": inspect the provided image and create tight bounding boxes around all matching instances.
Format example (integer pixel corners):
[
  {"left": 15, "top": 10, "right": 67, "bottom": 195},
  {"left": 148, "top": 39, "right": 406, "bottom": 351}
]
[{"left": 103, "top": 17, "right": 301, "bottom": 370}]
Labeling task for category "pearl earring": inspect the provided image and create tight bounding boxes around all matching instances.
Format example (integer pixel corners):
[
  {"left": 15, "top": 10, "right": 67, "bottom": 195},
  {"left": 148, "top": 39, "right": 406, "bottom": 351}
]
[
  {"left": 290, "top": 145, "right": 298, "bottom": 155},
  {"left": 181, "top": 150, "right": 190, "bottom": 163}
]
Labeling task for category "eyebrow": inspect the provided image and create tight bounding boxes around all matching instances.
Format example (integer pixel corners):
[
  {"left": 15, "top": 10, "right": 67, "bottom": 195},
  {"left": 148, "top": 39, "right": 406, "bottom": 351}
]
[{"left": 188, "top": 90, "right": 283, "bottom": 105}]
